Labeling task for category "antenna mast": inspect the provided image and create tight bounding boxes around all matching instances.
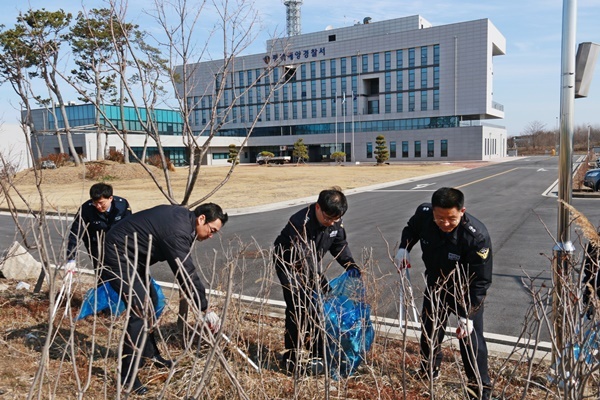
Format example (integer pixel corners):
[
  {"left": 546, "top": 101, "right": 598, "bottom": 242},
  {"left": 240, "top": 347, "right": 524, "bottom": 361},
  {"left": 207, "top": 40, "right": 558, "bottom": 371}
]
[{"left": 284, "top": 0, "right": 303, "bottom": 36}]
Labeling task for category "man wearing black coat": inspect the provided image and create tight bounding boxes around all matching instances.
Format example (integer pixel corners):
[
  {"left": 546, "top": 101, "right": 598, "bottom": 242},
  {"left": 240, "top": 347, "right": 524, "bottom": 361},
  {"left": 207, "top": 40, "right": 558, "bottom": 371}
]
[
  {"left": 395, "top": 187, "right": 493, "bottom": 400},
  {"left": 274, "top": 187, "right": 361, "bottom": 373},
  {"left": 66, "top": 183, "right": 131, "bottom": 274},
  {"left": 103, "top": 203, "right": 228, "bottom": 395}
]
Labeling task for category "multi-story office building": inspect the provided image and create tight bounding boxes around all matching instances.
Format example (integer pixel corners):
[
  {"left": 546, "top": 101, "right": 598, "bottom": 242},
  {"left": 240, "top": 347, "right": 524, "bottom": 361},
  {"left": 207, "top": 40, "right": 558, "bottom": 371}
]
[{"left": 181, "top": 14, "right": 507, "bottom": 162}]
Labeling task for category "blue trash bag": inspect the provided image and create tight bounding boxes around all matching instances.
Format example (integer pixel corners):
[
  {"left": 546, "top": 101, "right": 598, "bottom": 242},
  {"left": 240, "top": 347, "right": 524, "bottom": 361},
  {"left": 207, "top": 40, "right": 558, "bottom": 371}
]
[
  {"left": 322, "top": 271, "right": 375, "bottom": 379},
  {"left": 77, "top": 278, "right": 166, "bottom": 320}
]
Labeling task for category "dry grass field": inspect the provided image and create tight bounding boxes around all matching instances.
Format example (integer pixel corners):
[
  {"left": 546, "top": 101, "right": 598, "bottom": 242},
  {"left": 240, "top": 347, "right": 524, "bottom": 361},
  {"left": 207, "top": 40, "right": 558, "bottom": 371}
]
[{"left": 1, "top": 161, "right": 478, "bottom": 214}]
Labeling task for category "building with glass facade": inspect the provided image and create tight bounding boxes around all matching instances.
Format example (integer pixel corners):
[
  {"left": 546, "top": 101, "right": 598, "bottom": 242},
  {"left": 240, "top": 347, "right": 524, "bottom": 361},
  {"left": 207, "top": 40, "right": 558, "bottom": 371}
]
[
  {"left": 27, "top": 103, "right": 245, "bottom": 166},
  {"left": 179, "top": 14, "right": 507, "bottom": 162}
]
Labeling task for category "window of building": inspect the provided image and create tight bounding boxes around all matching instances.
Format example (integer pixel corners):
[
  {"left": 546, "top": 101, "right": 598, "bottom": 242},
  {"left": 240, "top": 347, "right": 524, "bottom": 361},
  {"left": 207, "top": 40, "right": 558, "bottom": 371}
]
[
  {"left": 282, "top": 86, "right": 288, "bottom": 101},
  {"left": 385, "top": 72, "right": 391, "bottom": 92},
  {"left": 396, "top": 49, "right": 403, "bottom": 68},
  {"left": 427, "top": 140, "right": 434, "bottom": 157},
  {"left": 283, "top": 65, "right": 296, "bottom": 82},
  {"left": 331, "top": 78, "right": 336, "bottom": 96},
  {"left": 366, "top": 142, "right": 373, "bottom": 158},
  {"left": 292, "top": 102, "right": 298, "bottom": 119},
  {"left": 362, "top": 54, "right": 369, "bottom": 73},
  {"left": 321, "top": 99, "right": 327, "bottom": 117},
  {"left": 265, "top": 106, "right": 270, "bottom": 121},
  {"left": 301, "top": 64, "right": 307, "bottom": 80},
  {"left": 397, "top": 93, "right": 403, "bottom": 112},
  {"left": 329, "top": 34, "right": 336, "bottom": 42},
  {"left": 311, "top": 80, "right": 317, "bottom": 98},
  {"left": 212, "top": 152, "right": 229, "bottom": 160},
  {"left": 341, "top": 77, "right": 347, "bottom": 94},
  {"left": 283, "top": 103, "right": 289, "bottom": 119},
  {"left": 441, "top": 139, "right": 448, "bottom": 157},
  {"left": 373, "top": 53, "right": 380, "bottom": 71},
  {"left": 390, "top": 141, "right": 396, "bottom": 158},
  {"left": 321, "top": 80, "right": 326, "bottom": 96},
  {"left": 238, "top": 71, "right": 244, "bottom": 86},
  {"left": 414, "top": 141, "right": 421, "bottom": 157},
  {"left": 385, "top": 51, "right": 391, "bottom": 70},
  {"left": 421, "top": 91, "right": 428, "bottom": 111},
  {"left": 402, "top": 141, "right": 409, "bottom": 157},
  {"left": 434, "top": 44, "right": 440, "bottom": 64},
  {"left": 301, "top": 101, "right": 307, "bottom": 119},
  {"left": 332, "top": 97, "right": 337, "bottom": 117},
  {"left": 396, "top": 70, "right": 403, "bottom": 90},
  {"left": 301, "top": 81, "right": 307, "bottom": 98},
  {"left": 367, "top": 100, "right": 379, "bottom": 114},
  {"left": 409, "top": 69, "right": 415, "bottom": 89},
  {"left": 409, "top": 92, "right": 415, "bottom": 111},
  {"left": 421, "top": 47, "right": 428, "bottom": 66},
  {"left": 433, "top": 66, "right": 440, "bottom": 87},
  {"left": 310, "top": 61, "right": 316, "bottom": 78},
  {"left": 320, "top": 60, "right": 326, "bottom": 77},
  {"left": 421, "top": 68, "right": 427, "bottom": 88},
  {"left": 311, "top": 100, "right": 317, "bottom": 118},
  {"left": 330, "top": 59, "right": 337, "bottom": 76},
  {"left": 341, "top": 57, "right": 347, "bottom": 75},
  {"left": 274, "top": 104, "right": 279, "bottom": 120},
  {"left": 408, "top": 48, "right": 415, "bottom": 67},
  {"left": 433, "top": 89, "right": 440, "bottom": 110}
]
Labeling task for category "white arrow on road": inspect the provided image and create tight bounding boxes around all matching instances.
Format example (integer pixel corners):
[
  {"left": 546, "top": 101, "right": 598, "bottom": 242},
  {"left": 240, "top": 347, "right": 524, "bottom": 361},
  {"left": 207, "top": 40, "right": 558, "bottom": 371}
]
[{"left": 412, "top": 183, "right": 437, "bottom": 190}]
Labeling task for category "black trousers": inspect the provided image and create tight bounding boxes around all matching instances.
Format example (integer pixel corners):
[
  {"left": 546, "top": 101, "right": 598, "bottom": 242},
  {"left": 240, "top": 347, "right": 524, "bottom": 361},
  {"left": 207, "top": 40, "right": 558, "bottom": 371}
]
[
  {"left": 276, "top": 264, "right": 328, "bottom": 358},
  {"left": 420, "top": 288, "right": 491, "bottom": 386},
  {"left": 107, "top": 270, "right": 161, "bottom": 386}
]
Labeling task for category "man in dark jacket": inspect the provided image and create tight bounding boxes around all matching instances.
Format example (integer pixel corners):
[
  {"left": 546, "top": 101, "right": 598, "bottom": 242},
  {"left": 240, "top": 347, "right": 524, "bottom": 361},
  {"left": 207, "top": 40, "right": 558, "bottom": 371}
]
[
  {"left": 395, "top": 187, "right": 493, "bottom": 400},
  {"left": 103, "top": 203, "right": 228, "bottom": 395},
  {"left": 274, "top": 187, "right": 361, "bottom": 374},
  {"left": 66, "top": 183, "right": 131, "bottom": 274}
]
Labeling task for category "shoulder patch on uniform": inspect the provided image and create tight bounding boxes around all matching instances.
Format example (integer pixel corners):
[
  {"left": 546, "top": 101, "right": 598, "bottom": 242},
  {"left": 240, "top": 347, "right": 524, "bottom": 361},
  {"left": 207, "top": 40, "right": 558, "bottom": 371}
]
[
  {"left": 476, "top": 247, "right": 490, "bottom": 260},
  {"left": 421, "top": 205, "right": 430, "bottom": 212}
]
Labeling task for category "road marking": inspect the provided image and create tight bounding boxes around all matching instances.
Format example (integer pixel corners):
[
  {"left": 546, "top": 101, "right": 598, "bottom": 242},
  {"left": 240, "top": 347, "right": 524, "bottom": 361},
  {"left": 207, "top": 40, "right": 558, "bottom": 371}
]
[{"left": 456, "top": 168, "right": 519, "bottom": 189}]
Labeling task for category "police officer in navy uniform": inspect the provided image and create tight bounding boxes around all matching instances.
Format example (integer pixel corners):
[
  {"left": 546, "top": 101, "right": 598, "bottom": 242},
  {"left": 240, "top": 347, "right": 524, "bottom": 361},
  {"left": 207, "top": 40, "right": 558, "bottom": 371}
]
[
  {"left": 395, "top": 187, "right": 493, "bottom": 400},
  {"left": 66, "top": 183, "right": 131, "bottom": 273},
  {"left": 274, "top": 187, "right": 361, "bottom": 374}
]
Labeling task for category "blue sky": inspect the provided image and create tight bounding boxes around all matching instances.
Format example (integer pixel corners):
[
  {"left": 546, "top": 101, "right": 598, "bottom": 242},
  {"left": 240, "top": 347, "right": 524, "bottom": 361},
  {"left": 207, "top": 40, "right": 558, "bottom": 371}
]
[{"left": 1, "top": 0, "right": 599, "bottom": 137}]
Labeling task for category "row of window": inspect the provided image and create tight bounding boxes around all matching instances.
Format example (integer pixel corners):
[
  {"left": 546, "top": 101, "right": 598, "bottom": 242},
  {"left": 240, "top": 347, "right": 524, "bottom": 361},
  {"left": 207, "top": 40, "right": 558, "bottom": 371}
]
[
  {"left": 229, "top": 45, "right": 439, "bottom": 88},
  {"left": 366, "top": 139, "right": 448, "bottom": 158}
]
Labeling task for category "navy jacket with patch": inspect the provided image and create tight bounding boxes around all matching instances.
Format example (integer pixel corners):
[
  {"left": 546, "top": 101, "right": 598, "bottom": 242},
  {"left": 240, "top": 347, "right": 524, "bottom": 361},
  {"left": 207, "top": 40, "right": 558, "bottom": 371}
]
[
  {"left": 400, "top": 203, "right": 493, "bottom": 317},
  {"left": 67, "top": 196, "right": 131, "bottom": 264}
]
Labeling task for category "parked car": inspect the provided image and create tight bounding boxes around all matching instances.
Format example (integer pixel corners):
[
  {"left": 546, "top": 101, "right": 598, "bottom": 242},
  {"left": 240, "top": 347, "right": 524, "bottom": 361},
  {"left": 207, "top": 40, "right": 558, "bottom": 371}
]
[
  {"left": 40, "top": 160, "right": 57, "bottom": 169},
  {"left": 583, "top": 168, "right": 600, "bottom": 191}
]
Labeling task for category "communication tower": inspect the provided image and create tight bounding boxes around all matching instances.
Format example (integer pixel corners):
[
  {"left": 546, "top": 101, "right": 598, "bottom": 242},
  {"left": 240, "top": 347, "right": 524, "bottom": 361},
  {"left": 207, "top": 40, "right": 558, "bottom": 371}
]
[{"left": 284, "top": 0, "right": 303, "bottom": 36}]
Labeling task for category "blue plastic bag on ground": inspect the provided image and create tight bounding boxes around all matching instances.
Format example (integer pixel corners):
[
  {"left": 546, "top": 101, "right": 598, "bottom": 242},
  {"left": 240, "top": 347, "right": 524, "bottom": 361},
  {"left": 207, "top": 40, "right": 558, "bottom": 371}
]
[
  {"left": 322, "top": 271, "right": 375, "bottom": 379},
  {"left": 77, "top": 278, "right": 166, "bottom": 320}
]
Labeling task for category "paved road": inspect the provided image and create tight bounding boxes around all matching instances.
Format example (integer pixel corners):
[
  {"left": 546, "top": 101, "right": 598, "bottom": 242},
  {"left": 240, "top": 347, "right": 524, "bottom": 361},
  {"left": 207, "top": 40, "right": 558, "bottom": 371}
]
[{"left": 2, "top": 156, "right": 597, "bottom": 340}]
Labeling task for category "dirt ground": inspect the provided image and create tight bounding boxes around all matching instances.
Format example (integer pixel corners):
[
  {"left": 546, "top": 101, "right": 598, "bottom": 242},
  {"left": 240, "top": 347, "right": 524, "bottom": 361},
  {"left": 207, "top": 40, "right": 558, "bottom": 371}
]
[{"left": 2, "top": 160, "right": 485, "bottom": 214}]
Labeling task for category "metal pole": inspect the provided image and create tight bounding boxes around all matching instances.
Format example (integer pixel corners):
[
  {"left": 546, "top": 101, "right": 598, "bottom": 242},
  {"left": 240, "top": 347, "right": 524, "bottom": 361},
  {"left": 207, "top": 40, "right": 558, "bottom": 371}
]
[
  {"left": 352, "top": 92, "right": 355, "bottom": 163},
  {"left": 343, "top": 92, "right": 346, "bottom": 161},
  {"left": 588, "top": 125, "right": 591, "bottom": 158},
  {"left": 335, "top": 91, "right": 338, "bottom": 151},
  {"left": 553, "top": 0, "right": 577, "bottom": 363}
]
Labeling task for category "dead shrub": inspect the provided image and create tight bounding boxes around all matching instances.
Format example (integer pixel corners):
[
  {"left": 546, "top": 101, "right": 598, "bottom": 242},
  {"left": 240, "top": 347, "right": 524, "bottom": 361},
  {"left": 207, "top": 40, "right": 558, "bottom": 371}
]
[
  {"left": 41, "top": 153, "right": 70, "bottom": 168},
  {"left": 106, "top": 149, "right": 125, "bottom": 163},
  {"left": 85, "top": 163, "right": 107, "bottom": 180},
  {"left": 146, "top": 154, "right": 175, "bottom": 171}
]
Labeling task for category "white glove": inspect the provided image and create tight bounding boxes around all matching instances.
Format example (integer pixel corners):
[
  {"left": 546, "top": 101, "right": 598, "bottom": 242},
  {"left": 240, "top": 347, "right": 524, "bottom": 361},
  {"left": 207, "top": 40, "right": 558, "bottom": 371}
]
[
  {"left": 456, "top": 317, "right": 474, "bottom": 339},
  {"left": 204, "top": 310, "right": 221, "bottom": 333},
  {"left": 394, "top": 248, "right": 411, "bottom": 271},
  {"left": 65, "top": 260, "right": 77, "bottom": 273}
]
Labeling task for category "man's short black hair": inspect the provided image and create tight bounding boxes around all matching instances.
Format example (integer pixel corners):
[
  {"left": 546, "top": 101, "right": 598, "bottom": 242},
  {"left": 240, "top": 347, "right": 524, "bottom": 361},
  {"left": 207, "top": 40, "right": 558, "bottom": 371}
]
[
  {"left": 431, "top": 187, "right": 465, "bottom": 210},
  {"left": 317, "top": 186, "right": 348, "bottom": 217},
  {"left": 90, "top": 183, "right": 113, "bottom": 201},
  {"left": 194, "top": 203, "right": 229, "bottom": 226}
]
